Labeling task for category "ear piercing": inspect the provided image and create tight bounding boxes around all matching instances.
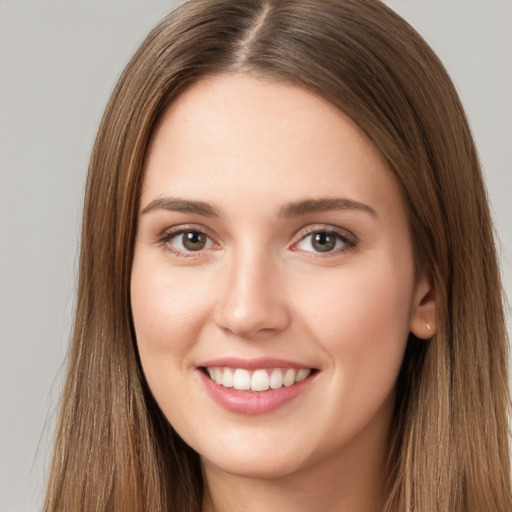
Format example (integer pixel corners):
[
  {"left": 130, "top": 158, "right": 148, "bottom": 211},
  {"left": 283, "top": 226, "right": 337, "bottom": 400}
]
[{"left": 426, "top": 322, "right": 431, "bottom": 331}]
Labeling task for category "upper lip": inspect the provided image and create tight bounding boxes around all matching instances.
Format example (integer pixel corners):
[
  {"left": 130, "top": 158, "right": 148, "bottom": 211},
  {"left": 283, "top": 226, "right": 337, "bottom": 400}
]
[{"left": 198, "top": 357, "right": 315, "bottom": 370}]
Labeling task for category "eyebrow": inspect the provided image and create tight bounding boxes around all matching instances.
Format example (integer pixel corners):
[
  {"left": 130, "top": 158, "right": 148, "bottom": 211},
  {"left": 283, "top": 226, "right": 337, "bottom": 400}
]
[
  {"left": 280, "top": 198, "right": 377, "bottom": 218},
  {"left": 140, "top": 196, "right": 377, "bottom": 219},
  {"left": 141, "top": 197, "right": 221, "bottom": 217}
]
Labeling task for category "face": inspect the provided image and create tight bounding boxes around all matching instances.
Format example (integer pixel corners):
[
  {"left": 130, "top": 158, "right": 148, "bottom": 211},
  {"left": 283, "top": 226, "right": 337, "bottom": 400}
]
[{"left": 131, "top": 74, "right": 433, "bottom": 480}]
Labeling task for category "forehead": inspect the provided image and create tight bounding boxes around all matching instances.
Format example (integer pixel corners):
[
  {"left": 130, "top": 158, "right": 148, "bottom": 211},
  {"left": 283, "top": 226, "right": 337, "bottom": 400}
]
[{"left": 141, "top": 73, "right": 404, "bottom": 223}]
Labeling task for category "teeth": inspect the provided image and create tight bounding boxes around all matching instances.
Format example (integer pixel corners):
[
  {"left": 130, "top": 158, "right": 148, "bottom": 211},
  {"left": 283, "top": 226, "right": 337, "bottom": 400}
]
[
  {"left": 251, "top": 369, "right": 270, "bottom": 392},
  {"left": 269, "top": 369, "right": 283, "bottom": 389},
  {"left": 233, "top": 369, "right": 251, "bottom": 390},
  {"left": 222, "top": 368, "right": 234, "bottom": 388},
  {"left": 296, "top": 368, "right": 310, "bottom": 382},
  {"left": 205, "top": 367, "right": 312, "bottom": 392},
  {"left": 283, "top": 368, "right": 295, "bottom": 387}
]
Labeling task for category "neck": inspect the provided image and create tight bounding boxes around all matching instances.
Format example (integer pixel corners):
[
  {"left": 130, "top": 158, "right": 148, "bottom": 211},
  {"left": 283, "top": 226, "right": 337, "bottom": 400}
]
[{"left": 201, "top": 412, "right": 390, "bottom": 512}]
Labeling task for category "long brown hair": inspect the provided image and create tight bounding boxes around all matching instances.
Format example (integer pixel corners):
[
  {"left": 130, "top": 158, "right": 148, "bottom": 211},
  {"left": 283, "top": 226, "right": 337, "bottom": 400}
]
[{"left": 44, "top": 1, "right": 511, "bottom": 510}]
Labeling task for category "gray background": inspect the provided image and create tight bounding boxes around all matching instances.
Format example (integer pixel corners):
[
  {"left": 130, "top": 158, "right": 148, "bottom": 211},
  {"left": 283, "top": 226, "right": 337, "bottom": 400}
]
[{"left": 0, "top": 1, "right": 510, "bottom": 511}]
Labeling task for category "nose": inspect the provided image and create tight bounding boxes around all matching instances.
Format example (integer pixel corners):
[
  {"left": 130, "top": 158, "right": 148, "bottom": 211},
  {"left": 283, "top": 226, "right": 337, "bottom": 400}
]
[{"left": 213, "top": 247, "right": 290, "bottom": 339}]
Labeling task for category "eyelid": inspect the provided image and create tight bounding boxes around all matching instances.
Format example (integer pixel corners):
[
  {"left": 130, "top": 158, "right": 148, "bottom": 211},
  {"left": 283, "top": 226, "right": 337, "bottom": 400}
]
[
  {"left": 158, "top": 223, "right": 216, "bottom": 240},
  {"left": 157, "top": 223, "right": 358, "bottom": 258},
  {"left": 290, "top": 224, "right": 358, "bottom": 254},
  {"left": 158, "top": 224, "right": 220, "bottom": 256}
]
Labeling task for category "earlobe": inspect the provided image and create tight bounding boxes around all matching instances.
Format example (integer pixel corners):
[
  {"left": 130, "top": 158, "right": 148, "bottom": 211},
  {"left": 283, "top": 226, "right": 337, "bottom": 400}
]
[{"left": 410, "top": 275, "right": 436, "bottom": 339}]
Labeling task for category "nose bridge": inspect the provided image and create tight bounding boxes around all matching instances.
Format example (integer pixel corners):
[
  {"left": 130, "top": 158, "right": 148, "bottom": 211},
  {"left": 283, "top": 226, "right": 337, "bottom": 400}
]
[{"left": 214, "top": 241, "right": 289, "bottom": 338}]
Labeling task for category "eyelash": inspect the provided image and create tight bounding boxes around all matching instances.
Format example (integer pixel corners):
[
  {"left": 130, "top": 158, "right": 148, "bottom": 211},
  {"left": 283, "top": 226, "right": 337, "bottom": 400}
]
[
  {"left": 291, "top": 225, "right": 358, "bottom": 256},
  {"left": 158, "top": 224, "right": 358, "bottom": 258},
  {"left": 158, "top": 225, "right": 218, "bottom": 258}
]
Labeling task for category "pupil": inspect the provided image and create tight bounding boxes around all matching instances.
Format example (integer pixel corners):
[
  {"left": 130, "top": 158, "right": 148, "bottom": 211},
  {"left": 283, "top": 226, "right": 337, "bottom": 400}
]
[
  {"left": 183, "top": 231, "right": 206, "bottom": 251},
  {"left": 312, "top": 232, "right": 335, "bottom": 252}
]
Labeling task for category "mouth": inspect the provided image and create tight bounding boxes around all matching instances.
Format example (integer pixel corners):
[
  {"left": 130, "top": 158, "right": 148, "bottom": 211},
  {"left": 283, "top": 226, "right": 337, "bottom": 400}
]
[
  {"left": 197, "top": 359, "right": 318, "bottom": 414},
  {"left": 201, "top": 366, "right": 316, "bottom": 392}
]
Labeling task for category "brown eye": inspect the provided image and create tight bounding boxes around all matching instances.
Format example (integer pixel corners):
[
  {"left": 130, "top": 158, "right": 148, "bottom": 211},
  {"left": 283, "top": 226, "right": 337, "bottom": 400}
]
[
  {"left": 161, "top": 227, "right": 216, "bottom": 256},
  {"left": 295, "top": 228, "right": 356, "bottom": 255},
  {"left": 311, "top": 232, "right": 336, "bottom": 252},
  {"left": 182, "top": 231, "right": 207, "bottom": 251}
]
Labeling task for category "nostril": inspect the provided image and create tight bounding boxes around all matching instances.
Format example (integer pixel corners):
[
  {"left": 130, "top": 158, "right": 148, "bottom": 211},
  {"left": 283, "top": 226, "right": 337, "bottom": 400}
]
[{"left": 212, "top": 269, "right": 291, "bottom": 338}]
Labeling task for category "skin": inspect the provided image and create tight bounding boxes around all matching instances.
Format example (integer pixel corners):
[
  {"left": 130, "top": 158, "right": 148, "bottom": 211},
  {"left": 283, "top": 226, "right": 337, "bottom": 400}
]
[{"left": 131, "top": 74, "right": 436, "bottom": 512}]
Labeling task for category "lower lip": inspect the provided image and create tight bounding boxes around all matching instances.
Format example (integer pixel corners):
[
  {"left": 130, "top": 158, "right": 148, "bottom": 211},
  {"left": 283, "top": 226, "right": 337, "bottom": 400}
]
[{"left": 197, "top": 370, "right": 315, "bottom": 415}]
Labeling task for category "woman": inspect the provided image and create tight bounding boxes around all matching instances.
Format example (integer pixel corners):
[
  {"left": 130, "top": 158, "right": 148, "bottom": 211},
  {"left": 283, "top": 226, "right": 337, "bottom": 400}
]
[{"left": 44, "top": 0, "right": 511, "bottom": 510}]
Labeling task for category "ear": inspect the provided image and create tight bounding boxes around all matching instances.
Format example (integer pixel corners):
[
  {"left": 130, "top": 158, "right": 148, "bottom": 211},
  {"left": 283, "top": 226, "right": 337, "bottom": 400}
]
[{"left": 409, "top": 273, "right": 436, "bottom": 339}]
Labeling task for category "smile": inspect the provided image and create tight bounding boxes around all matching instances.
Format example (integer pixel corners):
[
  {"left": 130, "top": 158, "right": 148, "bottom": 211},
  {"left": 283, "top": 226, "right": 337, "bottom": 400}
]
[
  {"left": 204, "top": 367, "right": 312, "bottom": 392},
  {"left": 197, "top": 360, "right": 317, "bottom": 414}
]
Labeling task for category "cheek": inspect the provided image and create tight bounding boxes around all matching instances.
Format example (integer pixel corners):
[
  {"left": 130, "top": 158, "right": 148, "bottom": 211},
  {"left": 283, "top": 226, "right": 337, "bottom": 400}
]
[
  {"left": 287, "top": 263, "right": 414, "bottom": 448},
  {"left": 130, "top": 258, "right": 214, "bottom": 422},
  {"left": 294, "top": 258, "right": 414, "bottom": 383},
  {"left": 131, "top": 261, "right": 210, "bottom": 352},
  {"left": 130, "top": 259, "right": 217, "bottom": 416}
]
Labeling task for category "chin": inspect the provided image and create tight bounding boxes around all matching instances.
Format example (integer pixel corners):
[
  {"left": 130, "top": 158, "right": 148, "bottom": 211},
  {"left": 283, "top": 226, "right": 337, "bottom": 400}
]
[
  {"left": 201, "top": 450, "right": 309, "bottom": 480},
  {"left": 193, "top": 428, "right": 323, "bottom": 481}
]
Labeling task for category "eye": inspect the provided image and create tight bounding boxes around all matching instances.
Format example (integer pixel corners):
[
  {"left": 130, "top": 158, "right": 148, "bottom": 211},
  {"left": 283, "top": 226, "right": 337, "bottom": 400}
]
[
  {"left": 294, "top": 229, "right": 355, "bottom": 254},
  {"left": 161, "top": 228, "right": 215, "bottom": 254}
]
